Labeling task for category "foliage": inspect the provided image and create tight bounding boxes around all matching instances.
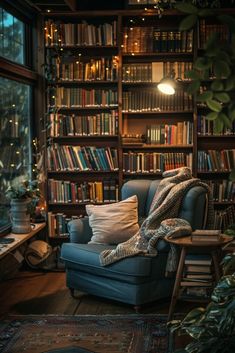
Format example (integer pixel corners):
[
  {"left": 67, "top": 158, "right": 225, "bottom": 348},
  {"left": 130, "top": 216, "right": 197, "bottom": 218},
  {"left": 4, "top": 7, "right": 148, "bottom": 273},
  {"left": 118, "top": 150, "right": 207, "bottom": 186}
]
[
  {"left": 169, "top": 257, "right": 235, "bottom": 353},
  {"left": 174, "top": 2, "right": 235, "bottom": 134},
  {"left": 5, "top": 179, "right": 41, "bottom": 201}
]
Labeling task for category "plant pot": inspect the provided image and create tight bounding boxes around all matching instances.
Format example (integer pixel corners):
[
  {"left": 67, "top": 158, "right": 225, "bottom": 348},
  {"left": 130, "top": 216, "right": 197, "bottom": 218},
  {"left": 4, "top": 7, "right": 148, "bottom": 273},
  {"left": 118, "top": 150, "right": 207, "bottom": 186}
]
[{"left": 10, "top": 199, "right": 32, "bottom": 234}]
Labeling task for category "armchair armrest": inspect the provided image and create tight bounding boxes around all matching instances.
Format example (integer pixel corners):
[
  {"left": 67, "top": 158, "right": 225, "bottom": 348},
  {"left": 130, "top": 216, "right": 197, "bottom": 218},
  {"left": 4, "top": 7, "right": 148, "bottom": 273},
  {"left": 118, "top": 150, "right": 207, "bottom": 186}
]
[{"left": 67, "top": 217, "right": 93, "bottom": 244}]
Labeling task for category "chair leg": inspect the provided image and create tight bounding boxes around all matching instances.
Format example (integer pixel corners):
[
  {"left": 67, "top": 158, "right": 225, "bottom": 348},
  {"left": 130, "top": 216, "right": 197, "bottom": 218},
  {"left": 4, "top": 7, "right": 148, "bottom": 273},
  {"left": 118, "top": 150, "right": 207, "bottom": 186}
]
[{"left": 134, "top": 305, "right": 141, "bottom": 313}]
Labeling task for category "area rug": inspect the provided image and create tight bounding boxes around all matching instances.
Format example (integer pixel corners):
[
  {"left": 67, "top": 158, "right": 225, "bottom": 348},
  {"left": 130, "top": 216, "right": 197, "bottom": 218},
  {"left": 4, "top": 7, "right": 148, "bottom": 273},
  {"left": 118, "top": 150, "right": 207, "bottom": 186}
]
[{"left": 0, "top": 315, "right": 170, "bottom": 353}]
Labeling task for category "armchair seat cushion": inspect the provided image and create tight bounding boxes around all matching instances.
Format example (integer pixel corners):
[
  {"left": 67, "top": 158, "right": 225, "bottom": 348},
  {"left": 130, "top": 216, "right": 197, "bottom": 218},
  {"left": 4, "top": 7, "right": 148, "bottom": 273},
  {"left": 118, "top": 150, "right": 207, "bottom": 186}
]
[{"left": 61, "top": 243, "right": 168, "bottom": 284}]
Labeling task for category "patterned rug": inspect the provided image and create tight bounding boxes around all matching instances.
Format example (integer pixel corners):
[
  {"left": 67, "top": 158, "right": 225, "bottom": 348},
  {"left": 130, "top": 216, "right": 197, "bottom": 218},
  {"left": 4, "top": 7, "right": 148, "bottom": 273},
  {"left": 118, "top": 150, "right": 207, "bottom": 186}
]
[{"left": 0, "top": 315, "right": 170, "bottom": 353}]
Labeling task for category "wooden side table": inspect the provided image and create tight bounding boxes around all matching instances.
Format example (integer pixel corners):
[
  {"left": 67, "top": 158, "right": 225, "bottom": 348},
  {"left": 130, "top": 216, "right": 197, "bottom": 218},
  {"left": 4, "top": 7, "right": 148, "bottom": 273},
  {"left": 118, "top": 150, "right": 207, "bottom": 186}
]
[
  {"left": 166, "top": 235, "right": 232, "bottom": 321},
  {"left": 0, "top": 223, "right": 46, "bottom": 260}
]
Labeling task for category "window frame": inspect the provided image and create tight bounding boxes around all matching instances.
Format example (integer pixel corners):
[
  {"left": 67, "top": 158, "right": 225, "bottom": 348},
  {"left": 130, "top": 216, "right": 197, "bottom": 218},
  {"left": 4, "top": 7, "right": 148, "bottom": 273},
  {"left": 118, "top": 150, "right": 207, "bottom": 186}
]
[{"left": 0, "top": 1, "right": 38, "bottom": 236}]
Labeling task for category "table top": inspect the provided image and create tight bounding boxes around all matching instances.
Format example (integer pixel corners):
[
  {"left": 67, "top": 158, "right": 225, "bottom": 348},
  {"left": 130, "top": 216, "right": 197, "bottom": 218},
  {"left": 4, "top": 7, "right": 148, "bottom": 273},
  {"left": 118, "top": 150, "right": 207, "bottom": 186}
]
[
  {"left": 0, "top": 223, "right": 46, "bottom": 259},
  {"left": 165, "top": 234, "right": 233, "bottom": 247}
]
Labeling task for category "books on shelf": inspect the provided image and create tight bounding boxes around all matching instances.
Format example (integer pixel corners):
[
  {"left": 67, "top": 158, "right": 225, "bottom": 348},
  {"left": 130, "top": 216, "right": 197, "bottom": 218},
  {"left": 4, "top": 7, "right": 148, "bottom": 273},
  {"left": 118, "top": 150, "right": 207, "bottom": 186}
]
[
  {"left": 191, "top": 230, "right": 221, "bottom": 243},
  {"left": 146, "top": 121, "right": 193, "bottom": 145},
  {"left": 45, "top": 20, "right": 117, "bottom": 47},
  {"left": 47, "top": 212, "right": 81, "bottom": 238},
  {"left": 49, "top": 56, "right": 118, "bottom": 82},
  {"left": 197, "top": 149, "right": 235, "bottom": 172},
  {"left": 214, "top": 205, "right": 235, "bottom": 231},
  {"left": 49, "top": 112, "right": 118, "bottom": 137},
  {"left": 49, "top": 87, "right": 118, "bottom": 108},
  {"left": 122, "top": 90, "right": 193, "bottom": 112},
  {"left": 122, "top": 62, "right": 192, "bottom": 83},
  {"left": 198, "top": 19, "right": 230, "bottom": 49},
  {"left": 203, "top": 179, "right": 235, "bottom": 203},
  {"left": 123, "top": 152, "right": 192, "bottom": 173},
  {"left": 122, "top": 26, "right": 193, "bottom": 53},
  {"left": 197, "top": 114, "right": 235, "bottom": 136},
  {"left": 48, "top": 179, "right": 119, "bottom": 204},
  {"left": 47, "top": 144, "right": 119, "bottom": 172}
]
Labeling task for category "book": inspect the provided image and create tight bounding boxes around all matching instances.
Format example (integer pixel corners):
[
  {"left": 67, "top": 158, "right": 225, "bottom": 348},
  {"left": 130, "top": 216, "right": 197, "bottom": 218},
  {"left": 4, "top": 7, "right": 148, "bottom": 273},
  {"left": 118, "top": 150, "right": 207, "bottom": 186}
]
[
  {"left": 185, "top": 264, "right": 212, "bottom": 273},
  {"left": 191, "top": 229, "right": 221, "bottom": 242},
  {"left": 185, "top": 254, "right": 212, "bottom": 266}
]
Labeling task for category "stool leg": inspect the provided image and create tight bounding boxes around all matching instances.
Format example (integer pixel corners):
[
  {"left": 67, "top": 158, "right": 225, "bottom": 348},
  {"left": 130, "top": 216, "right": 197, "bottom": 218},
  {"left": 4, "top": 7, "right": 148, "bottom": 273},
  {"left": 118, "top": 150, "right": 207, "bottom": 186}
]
[
  {"left": 211, "top": 250, "right": 221, "bottom": 282},
  {"left": 168, "top": 246, "right": 186, "bottom": 322}
]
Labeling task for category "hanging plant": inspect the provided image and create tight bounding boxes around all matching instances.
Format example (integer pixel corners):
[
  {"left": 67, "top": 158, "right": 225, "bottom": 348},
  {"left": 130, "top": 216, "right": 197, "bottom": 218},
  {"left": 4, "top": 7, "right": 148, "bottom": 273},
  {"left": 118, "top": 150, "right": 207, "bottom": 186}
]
[{"left": 174, "top": 2, "right": 235, "bottom": 134}]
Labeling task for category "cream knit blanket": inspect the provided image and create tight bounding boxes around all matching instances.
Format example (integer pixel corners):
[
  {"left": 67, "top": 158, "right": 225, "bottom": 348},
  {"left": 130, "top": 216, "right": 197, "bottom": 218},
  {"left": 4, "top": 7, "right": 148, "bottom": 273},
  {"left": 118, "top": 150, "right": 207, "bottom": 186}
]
[{"left": 100, "top": 167, "right": 214, "bottom": 271}]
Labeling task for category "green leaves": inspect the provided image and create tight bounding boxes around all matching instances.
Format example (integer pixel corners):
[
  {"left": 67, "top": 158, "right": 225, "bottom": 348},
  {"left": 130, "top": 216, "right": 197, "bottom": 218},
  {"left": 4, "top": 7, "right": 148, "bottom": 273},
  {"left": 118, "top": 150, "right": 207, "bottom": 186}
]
[
  {"left": 205, "top": 112, "right": 218, "bottom": 121},
  {"left": 214, "top": 60, "right": 231, "bottom": 79},
  {"left": 179, "top": 14, "right": 198, "bottom": 31},
  {"left": 197, "top": 90, "right": 213, "bottom": 102},
  {"left": 211, "top": 80, "right": 224, "bottom": 91},
  {"left": 206, "top": 99, "right": 222, "bottom": 112},
  {"left": 213, "top": 92, "right": 230, "bottom": 103},
  {"left": 195, "top": 57, "right": 212, "bottom": 70},
  {"left": 175, "top": 3, "right": 198, "bottom": 14},
  {"left": 187, "top": 80, "right": 200, "bottom": 94}
]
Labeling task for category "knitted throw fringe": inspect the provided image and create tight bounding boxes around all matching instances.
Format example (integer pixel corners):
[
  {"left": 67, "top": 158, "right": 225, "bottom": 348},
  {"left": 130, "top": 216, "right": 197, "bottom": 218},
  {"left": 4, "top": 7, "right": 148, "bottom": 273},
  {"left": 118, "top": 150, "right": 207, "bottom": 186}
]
[{"left": 99, "top": 167, "right": 215, "bottom": 272}]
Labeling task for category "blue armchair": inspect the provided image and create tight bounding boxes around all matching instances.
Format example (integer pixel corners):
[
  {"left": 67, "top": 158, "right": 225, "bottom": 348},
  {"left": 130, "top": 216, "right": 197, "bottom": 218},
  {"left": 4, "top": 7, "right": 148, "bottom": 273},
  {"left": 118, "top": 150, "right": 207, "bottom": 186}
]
[{"left": 61, "top": 179, "right": 207, "bottom": 308}]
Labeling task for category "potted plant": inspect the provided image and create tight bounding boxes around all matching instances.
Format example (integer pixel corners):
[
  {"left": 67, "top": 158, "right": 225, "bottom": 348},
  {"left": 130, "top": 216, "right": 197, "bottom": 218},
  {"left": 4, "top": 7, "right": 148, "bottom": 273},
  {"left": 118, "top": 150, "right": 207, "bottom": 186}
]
[
  {"left": 169, "top": 253, "right": 235, "bottom": 353},
  {"left": 6, "top": 178, "right": 41, "bottom": 234}
]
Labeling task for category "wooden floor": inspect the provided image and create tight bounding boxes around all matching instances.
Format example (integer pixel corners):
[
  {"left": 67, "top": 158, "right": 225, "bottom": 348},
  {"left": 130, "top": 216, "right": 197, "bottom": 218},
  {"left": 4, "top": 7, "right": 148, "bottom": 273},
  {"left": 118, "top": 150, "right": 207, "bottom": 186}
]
[{"left": 0, "top": 269, "right": 198, "bottom": 318}]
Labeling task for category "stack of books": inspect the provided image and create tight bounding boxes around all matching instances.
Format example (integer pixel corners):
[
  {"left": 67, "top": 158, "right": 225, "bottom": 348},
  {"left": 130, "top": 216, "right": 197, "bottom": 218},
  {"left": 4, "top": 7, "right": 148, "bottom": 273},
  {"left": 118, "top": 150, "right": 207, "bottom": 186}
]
[
  {"left": 191, "top": 229, "right": 221, "bottom": 243},
  {"left": 182, "top": 254, "right": 214, "bottom": 299}
]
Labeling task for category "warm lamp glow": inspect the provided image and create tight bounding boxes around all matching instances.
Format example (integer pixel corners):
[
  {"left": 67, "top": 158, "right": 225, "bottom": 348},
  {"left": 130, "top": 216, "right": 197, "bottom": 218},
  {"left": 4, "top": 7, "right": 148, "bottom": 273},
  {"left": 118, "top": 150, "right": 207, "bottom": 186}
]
[{"left": 157, "top": 78, "right": 176, "bottom": 95}]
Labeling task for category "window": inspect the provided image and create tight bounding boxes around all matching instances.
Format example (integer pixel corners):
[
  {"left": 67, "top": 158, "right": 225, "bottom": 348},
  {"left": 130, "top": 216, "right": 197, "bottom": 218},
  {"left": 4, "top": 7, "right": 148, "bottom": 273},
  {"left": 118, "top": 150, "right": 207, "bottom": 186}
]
[
  {"left": 0, "top": 77, "right": 32, "bottom": 232},
  {"left": 0, "top": 7, "right": 25, "bottom": 65},
  {"left": 0, "top": 4, "right": 35, "bottom": 235}
]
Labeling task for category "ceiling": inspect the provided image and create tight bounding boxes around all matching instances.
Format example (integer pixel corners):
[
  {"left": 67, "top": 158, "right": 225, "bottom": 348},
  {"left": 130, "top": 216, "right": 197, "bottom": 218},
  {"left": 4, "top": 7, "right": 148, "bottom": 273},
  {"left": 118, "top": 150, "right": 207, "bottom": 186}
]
[{"left": 24, "top": 0, "right": 126, "bottom": 13}]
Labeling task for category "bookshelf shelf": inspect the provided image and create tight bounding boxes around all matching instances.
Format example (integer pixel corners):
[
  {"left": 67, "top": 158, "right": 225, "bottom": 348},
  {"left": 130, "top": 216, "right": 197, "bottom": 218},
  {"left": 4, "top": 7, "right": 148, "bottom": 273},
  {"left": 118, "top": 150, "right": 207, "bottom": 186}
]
[
  {"left": 47, "top": 80, "right": 119, "bottom": 86},
  {"left": 47, "top": 170, "right": 119, "bottom": 175},
  {"left": 197, "top": 134, "right": 235, "bottom": 138},
  {"left": 122, "top": 144, "right": 193, "bottom": 149},
  {"left": 48, "top": 201, "right": 116, "bottom": 206},
  {"left": 122, "top": 52, "right": 193, "bottom": 58},
  {"left": 52, "top": 106, "right": 119, "bottom": 112},
  {"left": 122, "top": 110, "right": 194, "bottom": 115}
]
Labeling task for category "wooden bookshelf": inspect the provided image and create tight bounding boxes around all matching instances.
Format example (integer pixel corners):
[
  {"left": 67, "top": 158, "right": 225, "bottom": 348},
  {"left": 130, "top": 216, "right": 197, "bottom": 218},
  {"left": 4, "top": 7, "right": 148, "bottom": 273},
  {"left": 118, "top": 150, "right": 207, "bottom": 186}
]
[{"left": 42, "top": 8, "right": 235, "bottom": 236}]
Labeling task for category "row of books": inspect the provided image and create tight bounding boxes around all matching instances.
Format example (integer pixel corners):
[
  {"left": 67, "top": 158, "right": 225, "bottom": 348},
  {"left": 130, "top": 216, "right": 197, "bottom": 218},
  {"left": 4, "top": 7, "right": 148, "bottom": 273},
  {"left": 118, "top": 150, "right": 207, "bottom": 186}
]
[
  {"left": 198, "top": 19, "right": 229, "bottom": 49},
  {"left": 122, "top": 90, "right": 193, "bottom": 112},
  {"left": 49, "top": 88, "right": 118, "bottom": 108},
  {"left": 203, "top": 179, "right": 235, "bottom": 203},
  {"left": 49, "top": 56, "right": 118, "bottom": 82},
  {"left": 122, "top": 27, "right": 193, "bottom": 53},
  {"left": 48, "top": 179, "right": 119, "bottom": 204},
  {"left": 197, "top": 150, "right": 235, "bottom": 172},
  {"left": 47, "top": 213, "right": 81, "bottom": 238},
  {"left": 45, "top": 20, "right": 117, "bottom": 47},
  {"left": 123, "top": 152, "right": 193, "bottom": 173},
  {"left": 197, "top": 115, "right": 235, "bottom": 136},
  {"left": 48, "top": 112, "right": 119, "bottom": 137},
  {"left": 47, "top": 144, "right": 119, "bottom": 171},
  {"left": 214, "top": 205, "right": 235, "bottom": 231},
  {"left": 122, "top": 61, "right": 193, "bottom": 83},
  {"left": 146, "top": 121, "right": 193, "bottom": 145}
]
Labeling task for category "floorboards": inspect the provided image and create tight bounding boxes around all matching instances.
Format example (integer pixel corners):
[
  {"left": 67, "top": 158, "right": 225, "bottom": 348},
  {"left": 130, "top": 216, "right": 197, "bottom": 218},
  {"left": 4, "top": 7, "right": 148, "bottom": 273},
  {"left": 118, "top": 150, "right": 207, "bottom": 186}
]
[{"left": 0, "top": 269, "right": 198, "bottom": 317}]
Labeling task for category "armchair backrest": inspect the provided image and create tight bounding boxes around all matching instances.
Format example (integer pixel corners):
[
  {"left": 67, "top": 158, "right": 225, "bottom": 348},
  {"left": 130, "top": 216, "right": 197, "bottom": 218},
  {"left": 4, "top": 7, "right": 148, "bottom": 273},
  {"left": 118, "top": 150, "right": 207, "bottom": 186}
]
[{"left": 121, "top": 179, "right": 208, "bottom": 230}]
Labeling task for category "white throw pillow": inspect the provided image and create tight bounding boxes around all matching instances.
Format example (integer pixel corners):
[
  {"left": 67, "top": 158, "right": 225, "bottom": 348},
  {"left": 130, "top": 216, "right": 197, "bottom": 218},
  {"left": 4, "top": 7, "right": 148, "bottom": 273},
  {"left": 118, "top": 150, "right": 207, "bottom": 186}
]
[{"left": 86, "top": 195, "right": 139, "bottom": 245}]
